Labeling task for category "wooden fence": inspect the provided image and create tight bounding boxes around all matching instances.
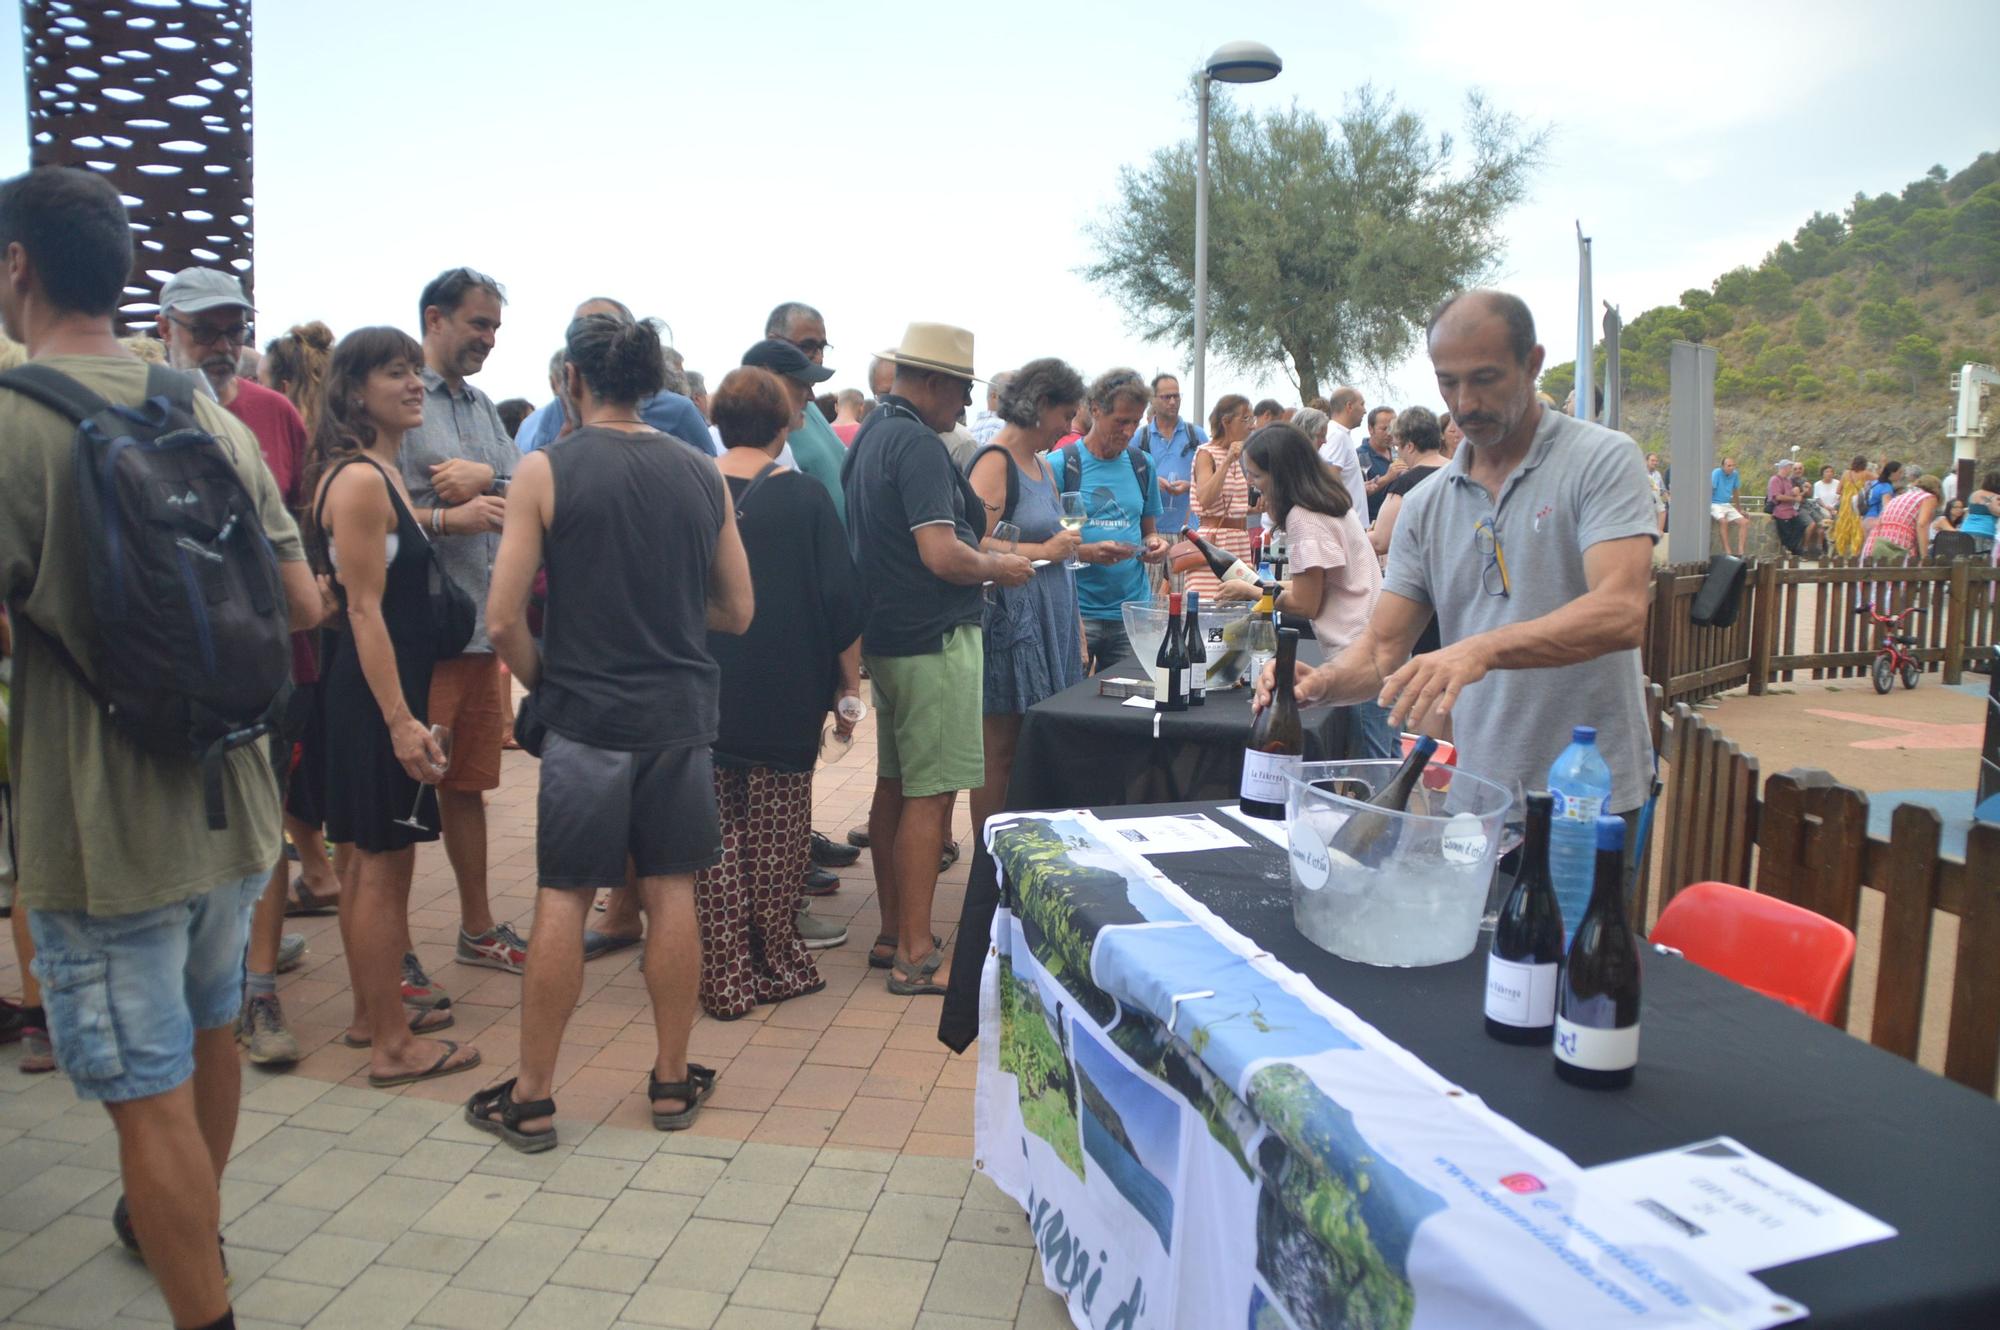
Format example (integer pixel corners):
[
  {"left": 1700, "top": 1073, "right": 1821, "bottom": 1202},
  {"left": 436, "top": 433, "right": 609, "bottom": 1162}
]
[
  {"left": 1648, "top": 702, "right": 1998, "bottom": 1095},
  {"left": 1647, "top": 555, "right": 2000, "bottom": 711}
]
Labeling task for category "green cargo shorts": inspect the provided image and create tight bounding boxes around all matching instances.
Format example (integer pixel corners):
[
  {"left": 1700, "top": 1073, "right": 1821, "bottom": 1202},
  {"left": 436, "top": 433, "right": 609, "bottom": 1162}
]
[{"left": 866, "top": 625, "right": 985, "bottom": 799}]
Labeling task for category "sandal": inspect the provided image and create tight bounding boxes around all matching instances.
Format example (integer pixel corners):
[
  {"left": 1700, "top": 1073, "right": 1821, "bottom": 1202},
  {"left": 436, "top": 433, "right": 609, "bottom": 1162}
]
[
  {"left": 285, "top": 875, "right": 339, "bottom": 917},
  {"left": 649, "top": 1063, "right": 718, "bottom": 1131},
  {"left": 465, "top": 1078, "right": 559, "bottom": 1153},
  {"left": 869, "top": 932, "right": 942, "bottom": 970},
  {"left": 939, "top": 839, "right": 961, "bottom": 874},
  {"left": 20, "top": 1026, "right": 56, "bottom": 1075},
  {"left": 342, "top": 1007, "right": 454, "bottom": 1048},
  {"left": 368, "top": 1039, "right": 480, "bottom": 1089},
  {"left": 888, "top": 948, "right": 949, "bottom": 997}
]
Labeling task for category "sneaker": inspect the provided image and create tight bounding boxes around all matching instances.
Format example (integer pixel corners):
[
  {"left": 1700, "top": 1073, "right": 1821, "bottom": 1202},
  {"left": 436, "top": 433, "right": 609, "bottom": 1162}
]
[
  {"left": 795, "top": 909, "right": 849, "bottom": 950},
  {"left": 20, "top": 1026, "right": 55, "bottom": 1074},
  {"left": 801, "top": 865, "right": 840, "bottom": 897},
  {"left": 238, "top": 993, "right": 301, "bottom": 1067},
  {"left": 276, "top": 933, "right": 308, "bottom": 974},
  {"left": 810, "top": 830, "right": 860, "bottom": 868},
  {"left": 402, "top": 952, "right": 452, "bottom": 1009},
  {"left": 457, "top": 921, "right": 529, "bottom": 974},
  {"left": 845, "top": 823, "right": 870, "bottom": 848}
]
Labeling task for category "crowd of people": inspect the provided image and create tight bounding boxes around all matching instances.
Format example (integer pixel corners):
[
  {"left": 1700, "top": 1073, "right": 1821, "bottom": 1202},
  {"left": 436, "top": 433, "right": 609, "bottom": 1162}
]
[
  {"left": 1705, "top": 450, "right": 1999, "bottom": 565},
  {"left": 0, "top": 160, "right": 1865, "bottom": 1330}
]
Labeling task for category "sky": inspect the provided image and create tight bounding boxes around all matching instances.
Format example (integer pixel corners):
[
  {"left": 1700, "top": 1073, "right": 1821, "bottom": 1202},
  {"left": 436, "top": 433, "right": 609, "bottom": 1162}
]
[{"left": 7, "top": 0, "right": 1998, "bottom": 420}]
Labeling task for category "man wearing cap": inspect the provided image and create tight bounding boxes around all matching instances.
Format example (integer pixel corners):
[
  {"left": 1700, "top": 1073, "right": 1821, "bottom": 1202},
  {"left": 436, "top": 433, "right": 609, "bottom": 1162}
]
[
  {"left": 1766, "top": 458, "right": 1809, "bottom": 557},
  {"left": 157, "top": 267, "right": 317, "bottom": 1069},
  {"left": 842, "top": 324, "right": 1033, "bottom": 995},
  {"left": 399, "top": 268, "right": 530, "bottom": 997},
  {"left": 766, "top": 301, "right": 849, "bottom": 524}
]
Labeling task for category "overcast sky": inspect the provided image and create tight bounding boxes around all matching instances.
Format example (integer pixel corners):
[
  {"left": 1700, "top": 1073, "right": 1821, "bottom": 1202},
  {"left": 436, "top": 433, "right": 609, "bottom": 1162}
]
[{"left": 7, "top": 0, "right": 1996, "bottom": 419}]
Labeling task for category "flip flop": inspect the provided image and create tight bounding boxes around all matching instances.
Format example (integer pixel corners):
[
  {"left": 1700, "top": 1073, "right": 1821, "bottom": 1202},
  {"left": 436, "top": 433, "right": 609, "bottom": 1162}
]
[
  {"left": 285, "top": 875, "right": 339, "bottom": 916},
  {"left": 584, "top": 929, "right": 641, "bottom": 961},
  {"left": 868, "top": 932, "right": 942, "bottom": 970},
  {"left": 888, "top": 948, "right": 949, "bottom": 997},
  {"left": 343, "top": 1007, "right": 455, "bottom": 1048},
  {"left": 368, "top": 1039, "right": 480, "bottom": 1089},
  {"left": 465, "top": 1078, "right": 558, "bottom": 1153}
]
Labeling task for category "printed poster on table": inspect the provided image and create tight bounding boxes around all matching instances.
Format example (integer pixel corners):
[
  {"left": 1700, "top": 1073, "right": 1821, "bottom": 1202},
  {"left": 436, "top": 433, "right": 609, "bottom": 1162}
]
[{"left": 974, "top": 811, "right": 1804, "bottom": 1330}]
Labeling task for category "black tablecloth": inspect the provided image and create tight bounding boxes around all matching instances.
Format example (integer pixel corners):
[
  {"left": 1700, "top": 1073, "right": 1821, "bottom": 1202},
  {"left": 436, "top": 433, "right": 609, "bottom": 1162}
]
[
  {"left": 1002, "top": 801, "right": 2000, "bottom": 1328},
  {"left": 940, "top": 646, "right": 1351, "bottom": 1049}
]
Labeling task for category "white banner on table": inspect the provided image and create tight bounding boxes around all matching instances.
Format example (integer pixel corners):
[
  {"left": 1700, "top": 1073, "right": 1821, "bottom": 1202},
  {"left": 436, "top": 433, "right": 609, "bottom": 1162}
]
[{"left": 976, "top": 810, "right": 1805, "bottom": 1330}]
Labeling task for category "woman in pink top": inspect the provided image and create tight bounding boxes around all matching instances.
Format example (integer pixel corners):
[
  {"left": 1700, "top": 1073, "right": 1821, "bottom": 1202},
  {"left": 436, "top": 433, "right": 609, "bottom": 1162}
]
[
  {"left": 1862, "top": 474, "right": 1939, "bottom": 565},
  {"left": 1221, "top": 422, "right": 1395, "bottom": 758}
]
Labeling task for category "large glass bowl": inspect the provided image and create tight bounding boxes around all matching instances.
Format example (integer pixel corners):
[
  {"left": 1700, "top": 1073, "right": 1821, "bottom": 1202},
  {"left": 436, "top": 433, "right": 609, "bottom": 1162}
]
[
  {"left": 1283, "top": 759, "right": 1512, "bottom": 967},
  {"left": 1119, "top": 596, "right": 1257, "bottom": 696}
]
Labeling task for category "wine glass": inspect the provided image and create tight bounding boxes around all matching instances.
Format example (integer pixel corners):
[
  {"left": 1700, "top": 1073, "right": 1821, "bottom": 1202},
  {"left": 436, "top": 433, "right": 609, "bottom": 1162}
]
[
  {"left": 984, "top": 521, "right": 1021, "bottom": 605},
  {"left": 1058, "top": 492, "right": 1087, "bottom": 570},
  {"left": 393, "top": 725, "right": 452, "bottom": 833}
]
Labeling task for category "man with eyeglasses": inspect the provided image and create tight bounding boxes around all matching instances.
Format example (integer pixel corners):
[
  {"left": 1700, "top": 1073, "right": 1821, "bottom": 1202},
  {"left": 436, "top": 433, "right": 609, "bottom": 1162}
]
[
  {"left": 1134, "top": 372, "right": 1206, "bottom": 538},
  {"left": 158, "top": 267, "right": 317, "bottom": 1069},
  {"left": 1260, "top": 289, "right": 1658, "bottom": 835},
  {"left": 766, "top": 301, "right": 849, "bottom": 524}
]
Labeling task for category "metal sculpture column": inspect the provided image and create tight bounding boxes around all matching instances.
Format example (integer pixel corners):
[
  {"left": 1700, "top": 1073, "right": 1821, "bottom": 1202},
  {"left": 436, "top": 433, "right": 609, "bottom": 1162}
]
[{"left": 22, "top": 0, "right": 254, "bottom": 335}]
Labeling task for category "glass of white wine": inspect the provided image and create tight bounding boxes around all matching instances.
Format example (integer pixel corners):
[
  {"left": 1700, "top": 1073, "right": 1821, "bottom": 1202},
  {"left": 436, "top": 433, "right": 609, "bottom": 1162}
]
[
  {"left": 1058, "top": 491, "right": 1087, "bottom": 570},
  {"left": 984, "top": 521, "right": 1021, "bottom": 605}
]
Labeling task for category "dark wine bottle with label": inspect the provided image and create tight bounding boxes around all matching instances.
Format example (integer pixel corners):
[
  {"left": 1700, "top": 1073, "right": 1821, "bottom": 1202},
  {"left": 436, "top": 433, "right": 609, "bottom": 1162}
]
[
  {"left": 1484, "top": 792, "right": 1563, "bottom": 1045},
  {"left": 1324, "top": 735, "right": 1437, "bottom": 868},
  {"left": 1184, "top": 590, "right": 1207, "bottom": 706},
  {"left": 1182, "top": 526, "right": 1272, "bottom": 593},
  {"left": 1239, "top": 627, "right": 1301, "bottom": 818},
  {"left": 1156, "top": 591, "right": 1188, "bottom": 712},
  {"left": 1553, "top": 815, "right": 1641, "bottom": 1089}
]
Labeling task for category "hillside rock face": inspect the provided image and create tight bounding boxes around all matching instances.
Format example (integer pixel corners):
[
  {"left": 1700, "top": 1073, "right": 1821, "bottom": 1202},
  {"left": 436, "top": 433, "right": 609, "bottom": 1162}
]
[{"left": 1617, "top": 396, "right": 1971, "bottom": 479}]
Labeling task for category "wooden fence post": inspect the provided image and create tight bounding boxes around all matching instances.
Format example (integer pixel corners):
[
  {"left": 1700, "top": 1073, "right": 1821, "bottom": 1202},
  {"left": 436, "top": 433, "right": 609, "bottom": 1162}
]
[
  {"left": 1747, "top": 560, "right": 1779, "bottom": 695},
  {"left": 1944, "top": 557, "right": 1970, "bottom": 685},
  {"left": 1943, "top": 820, "right": 2000, "bottom": 1095},
  {"left": 1647, "top": 568, "right": 1675, "bottom": 702}
]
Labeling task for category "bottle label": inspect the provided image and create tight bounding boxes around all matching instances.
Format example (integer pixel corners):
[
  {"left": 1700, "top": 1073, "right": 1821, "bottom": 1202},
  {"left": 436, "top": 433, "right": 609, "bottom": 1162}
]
[
  {"left": 1553, "top": 1017, "right": 1639, "bottom": 1071},
  {"left": 1240, "top": 749, "right": 1300, "bottom": 806},
  {"left": 1441, "top": 813, "right": 1487, "bottom": 866},
  {"left": 1551, "top": 790, "right": 1604, "bottom": 822},
  {"left": 1289, "top": 822, "right": 1331, "bottom": 891},
  {"left": 1484, "top": 957, "right": 1557, "bottom": 1026}
]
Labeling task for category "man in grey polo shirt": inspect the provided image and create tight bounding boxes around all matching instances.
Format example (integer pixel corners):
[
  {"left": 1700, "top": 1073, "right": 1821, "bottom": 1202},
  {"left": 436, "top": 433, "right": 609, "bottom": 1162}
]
[
  {"left": 399, "top": 266, "right": 530, "bottom": 993},
  {"left": 1261, "top": 289, "right": 1657, "bottom": 814}
]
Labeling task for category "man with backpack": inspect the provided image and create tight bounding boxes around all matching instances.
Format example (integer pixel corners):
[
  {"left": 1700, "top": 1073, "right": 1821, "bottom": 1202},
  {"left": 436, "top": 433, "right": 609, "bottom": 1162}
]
[
  {"left": 1059, "top": 368, "right": 1172, "bottom": 673},
  {"left": 0, "top": 166, "right": 324, "bottom": 1330}
]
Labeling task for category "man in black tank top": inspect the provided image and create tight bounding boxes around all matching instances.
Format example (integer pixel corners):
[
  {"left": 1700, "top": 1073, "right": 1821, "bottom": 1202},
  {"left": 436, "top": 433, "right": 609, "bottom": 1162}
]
[{"left": 471, "top": 314, "right": 754, "bottom": 1150}]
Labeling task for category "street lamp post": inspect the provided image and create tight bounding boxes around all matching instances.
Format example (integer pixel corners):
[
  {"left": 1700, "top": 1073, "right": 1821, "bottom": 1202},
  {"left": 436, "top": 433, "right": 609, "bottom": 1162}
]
[{"left": 1192, "top": 40, "right": 1282, "bottom": 426}]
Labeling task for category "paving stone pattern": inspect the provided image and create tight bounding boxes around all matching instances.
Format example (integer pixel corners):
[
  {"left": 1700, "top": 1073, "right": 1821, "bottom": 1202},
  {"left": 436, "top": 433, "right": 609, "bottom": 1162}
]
[{"left": 0, "top": 722, "right": 1071, "bottom": 1329}]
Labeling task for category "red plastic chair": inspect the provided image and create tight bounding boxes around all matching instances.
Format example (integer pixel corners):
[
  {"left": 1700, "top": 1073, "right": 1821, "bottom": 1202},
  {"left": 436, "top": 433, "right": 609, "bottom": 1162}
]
[{"left": 1649, "top": 881, "right": 1857, "bottom": 1024}]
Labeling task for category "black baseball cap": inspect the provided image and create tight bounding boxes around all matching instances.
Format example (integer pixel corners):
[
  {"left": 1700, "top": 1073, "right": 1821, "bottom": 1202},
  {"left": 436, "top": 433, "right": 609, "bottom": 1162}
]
[{"left": 742, "top": 337, "right": 835, "bottom": 385}]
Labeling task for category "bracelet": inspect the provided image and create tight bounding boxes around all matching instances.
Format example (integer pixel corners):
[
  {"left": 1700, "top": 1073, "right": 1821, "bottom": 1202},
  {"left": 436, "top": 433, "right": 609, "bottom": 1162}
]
[{"left": 433, "top": 506, "right": 446, "bottom": 536}]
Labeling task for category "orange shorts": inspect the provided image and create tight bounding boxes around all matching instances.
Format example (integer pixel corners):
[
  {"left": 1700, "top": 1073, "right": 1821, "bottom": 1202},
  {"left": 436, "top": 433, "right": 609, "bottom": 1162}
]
[{"left": 428, "top": 653, "right": 505, "bottom": 792}]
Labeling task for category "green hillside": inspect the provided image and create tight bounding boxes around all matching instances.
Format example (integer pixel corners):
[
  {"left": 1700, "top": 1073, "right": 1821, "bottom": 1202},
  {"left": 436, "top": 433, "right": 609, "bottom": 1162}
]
[{"left": 1542, "top": 151, "right": 2000, "bottom": 441}]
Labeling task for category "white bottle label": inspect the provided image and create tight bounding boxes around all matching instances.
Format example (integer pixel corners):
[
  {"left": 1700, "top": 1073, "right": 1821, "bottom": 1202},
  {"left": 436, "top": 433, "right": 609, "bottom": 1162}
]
[
  {"left": 1289, "top": 822, "right": 1331, "bottom": 891},
  {"left": 1553, "top": 1017, "right": 1639, "bottom": 1071},
  {"left": 1484, "top": 956, "right": 1557, "bottom": 1026},
  {"left": 1240, "top": 749, "right": 1300, "bottom": 805},
  {"left": 1551, "top": 790, "right": 1604, "bottom": 822}
]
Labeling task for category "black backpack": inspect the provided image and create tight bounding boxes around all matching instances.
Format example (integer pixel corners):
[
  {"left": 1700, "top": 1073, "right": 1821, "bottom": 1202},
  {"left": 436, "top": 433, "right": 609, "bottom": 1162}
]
[
  {"left": 1055, "top": 441, "right": 1152, "bottom": 508},
  {"left": 1, "top": 363, "right": 292, "bottom": 828}
]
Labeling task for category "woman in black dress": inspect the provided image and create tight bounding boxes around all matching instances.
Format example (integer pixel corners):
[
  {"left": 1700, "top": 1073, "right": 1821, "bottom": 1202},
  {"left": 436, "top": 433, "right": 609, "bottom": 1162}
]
[{"left": 311, "top": 327, "right": 480, "bottom": 1089}]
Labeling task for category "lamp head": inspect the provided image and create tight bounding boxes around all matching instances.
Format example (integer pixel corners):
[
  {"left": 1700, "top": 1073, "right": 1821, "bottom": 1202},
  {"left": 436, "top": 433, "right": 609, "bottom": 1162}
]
[{"left": 1205, "top": 40, "right": 1282, "bottom": 83}]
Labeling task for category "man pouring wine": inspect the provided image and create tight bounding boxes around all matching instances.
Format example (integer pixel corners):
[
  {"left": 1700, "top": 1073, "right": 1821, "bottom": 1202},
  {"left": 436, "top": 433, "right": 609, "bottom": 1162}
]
[{"left": 1255, "top": 290, "right": 1658, "bottom": 836}]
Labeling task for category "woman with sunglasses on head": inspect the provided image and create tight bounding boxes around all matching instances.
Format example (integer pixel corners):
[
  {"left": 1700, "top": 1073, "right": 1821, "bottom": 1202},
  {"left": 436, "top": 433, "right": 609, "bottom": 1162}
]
[{"left": 1216, "top": 422, "right": 1398, "bottom": 758}]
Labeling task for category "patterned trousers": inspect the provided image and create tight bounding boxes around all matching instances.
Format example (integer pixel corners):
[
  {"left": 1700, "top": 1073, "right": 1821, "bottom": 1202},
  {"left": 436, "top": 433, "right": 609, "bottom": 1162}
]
[{"left": 694, "top": 765, "right": 823, "bottom": 1019}]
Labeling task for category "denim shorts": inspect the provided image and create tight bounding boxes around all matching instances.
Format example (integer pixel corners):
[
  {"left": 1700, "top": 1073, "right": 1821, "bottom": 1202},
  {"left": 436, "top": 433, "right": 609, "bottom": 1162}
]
[{"left": 28, "top": 871, "right": 266, "bottom": 1103}]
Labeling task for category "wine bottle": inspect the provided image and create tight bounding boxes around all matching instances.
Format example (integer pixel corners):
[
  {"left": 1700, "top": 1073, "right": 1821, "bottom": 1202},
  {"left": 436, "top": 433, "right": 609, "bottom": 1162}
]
[
  {"left": 1324, "top": 736, "right": 1438, "bottom": 868},
  {"left": 1484, "top": 793, "right": 1563, "bottom": 1045},
  {"left": 1269, "top": 527, "right": 1289, "bottom": 584},
  {"left": 1239, "top": 628, "right": 1302, "bottom": 818},
  {"left": 1553, "top": 815, "right": 1641, "bottom": 1089},
  {"left": 1156, "top": 591, "right": 1188, "bottom": 712},
  {"left": 1183, "top": 526, "right": 1271, "bottom": 592},
  {"left": 1184, "top": 590, "right": 1207, "bottom": 706}
]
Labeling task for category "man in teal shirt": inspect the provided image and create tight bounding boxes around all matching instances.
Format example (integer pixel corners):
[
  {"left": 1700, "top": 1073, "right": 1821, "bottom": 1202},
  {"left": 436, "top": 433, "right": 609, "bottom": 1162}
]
[
  {"left": 768, "top": 301, "right": 848, "bottom": 524},
  {"left": 1054, "top": 368, "right": 1171, "bottom": 672}
]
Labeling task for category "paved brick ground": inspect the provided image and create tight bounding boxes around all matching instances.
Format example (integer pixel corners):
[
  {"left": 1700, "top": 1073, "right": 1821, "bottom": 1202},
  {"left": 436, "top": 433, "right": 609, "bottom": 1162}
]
[{"left": 0, "top": 714, "right": 1068, "bottom": 1329}]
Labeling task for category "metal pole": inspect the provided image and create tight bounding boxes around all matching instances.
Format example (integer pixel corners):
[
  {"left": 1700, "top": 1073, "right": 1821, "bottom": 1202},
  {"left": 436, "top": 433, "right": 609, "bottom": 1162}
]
[
  {"left": 1668, "top": 340, "right": 1717, "bottom": 566},
  {"left": 1192, "top": 74, "right": 1211, "bottom": 427}
]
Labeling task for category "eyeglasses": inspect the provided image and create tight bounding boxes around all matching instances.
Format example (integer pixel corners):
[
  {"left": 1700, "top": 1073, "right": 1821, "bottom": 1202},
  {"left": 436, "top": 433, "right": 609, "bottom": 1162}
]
[
  {"left": 792, "top": 338, "right": 831, "bottom": 355},
  {"left": 1474, "top": 517, "right": 1510, "bottom": 598},
  {"left": 1156, "top": 392, "right": 1181, "bottom": 401},
  {"left": 168, "top": 315, "right": 248, "bottom": 347}
]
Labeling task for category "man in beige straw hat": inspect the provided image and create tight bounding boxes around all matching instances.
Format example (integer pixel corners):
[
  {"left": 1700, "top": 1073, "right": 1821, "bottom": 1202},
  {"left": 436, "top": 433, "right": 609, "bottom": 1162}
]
[{"left": 841, "top": 323, "right": 1033, "bottom": 994}]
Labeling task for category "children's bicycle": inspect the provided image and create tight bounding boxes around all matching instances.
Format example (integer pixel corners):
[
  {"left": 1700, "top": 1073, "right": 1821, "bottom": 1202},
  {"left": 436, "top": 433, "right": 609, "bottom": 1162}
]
[{"left": 1854, "top": 603, "right": 1925, "bottom": 694}]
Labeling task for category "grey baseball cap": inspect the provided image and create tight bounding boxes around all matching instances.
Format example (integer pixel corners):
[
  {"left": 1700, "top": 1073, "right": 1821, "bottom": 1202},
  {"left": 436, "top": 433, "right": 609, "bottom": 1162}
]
[{"left": 159, "top": 266, "right": 254, "bottom": 314}]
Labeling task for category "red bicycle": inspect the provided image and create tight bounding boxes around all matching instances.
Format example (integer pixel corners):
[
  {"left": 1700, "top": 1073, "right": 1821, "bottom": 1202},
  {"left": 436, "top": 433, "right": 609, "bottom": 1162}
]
[{"left": 1855, "top": 603, "right": 1925, "bottom": 694}]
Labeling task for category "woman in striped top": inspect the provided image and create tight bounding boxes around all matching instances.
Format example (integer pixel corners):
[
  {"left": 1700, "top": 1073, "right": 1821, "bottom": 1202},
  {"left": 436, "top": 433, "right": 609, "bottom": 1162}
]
[{"left": 1862, "top": 474, "right": 1940, "bottom": 565}]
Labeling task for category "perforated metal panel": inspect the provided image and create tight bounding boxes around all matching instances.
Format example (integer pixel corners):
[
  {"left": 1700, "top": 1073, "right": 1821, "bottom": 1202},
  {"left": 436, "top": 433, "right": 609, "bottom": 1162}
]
[{"left": 22, "top": 0, "right": 254, "bottom": 334}]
